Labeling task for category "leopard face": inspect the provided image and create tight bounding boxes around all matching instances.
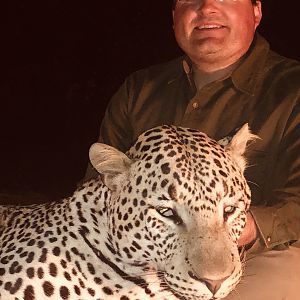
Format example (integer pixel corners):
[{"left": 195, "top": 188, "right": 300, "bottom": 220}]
[{"left": 90, "top": 124, "right": 255, "bottom": 300}]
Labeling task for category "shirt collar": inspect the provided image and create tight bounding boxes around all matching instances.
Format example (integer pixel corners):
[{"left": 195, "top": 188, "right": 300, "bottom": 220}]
[
  {"left": 182, "top": 57, "right": 195, "bottom": 87},
  {"left": 231, "top": 33, "right": 270, "bottom": 95}
]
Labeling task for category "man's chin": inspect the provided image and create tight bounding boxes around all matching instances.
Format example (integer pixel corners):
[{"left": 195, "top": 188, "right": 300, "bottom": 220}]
[
  {"left": 192, "top": 37, "right": 225, "bottom": 53},
  {"left": 189, "top": 44, "right": 224, "bottom": 63}
]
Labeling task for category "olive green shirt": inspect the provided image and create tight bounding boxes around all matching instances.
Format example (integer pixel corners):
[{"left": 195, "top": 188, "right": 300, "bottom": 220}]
[{"left": 87, "top": 34, "right": 300, "bottom": 251}]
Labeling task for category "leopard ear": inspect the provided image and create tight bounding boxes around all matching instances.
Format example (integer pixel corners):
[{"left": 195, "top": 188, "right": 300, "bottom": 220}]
[
  {"left": 225, "top": 124, "right": 258, "bottom": 171},
  {"left": 89, "top": 143, "right": 132, "bottom": 191}
]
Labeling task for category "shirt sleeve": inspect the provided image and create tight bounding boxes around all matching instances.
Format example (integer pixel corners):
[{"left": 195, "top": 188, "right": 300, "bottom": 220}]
[
  {"left": 98, "top": 80, "right": 133, "bottom": 152},
  {"left": 251, "top": 98, "right": 300, "bottom": 250},
  {"left": 84, "top": 78, "right": 133, "bottom": 181}
]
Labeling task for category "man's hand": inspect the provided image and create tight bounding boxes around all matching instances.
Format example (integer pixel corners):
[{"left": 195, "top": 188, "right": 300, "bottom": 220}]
[{"left": 238, "top": 211, "right": 258, "bottom": 247}]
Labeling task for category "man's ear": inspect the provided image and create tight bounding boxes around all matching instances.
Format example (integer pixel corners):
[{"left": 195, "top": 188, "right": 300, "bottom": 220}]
[
  {"left": 253, "top": 1, "right": 262, "bottom": 29},
  {"left": 89, "top": 143, "right": 133, "bottom": 191},
  {"left": 172, "top": 9, "right": 175, "bottom": 29},
  {"left": 224, "top": 124, "right": 258, "bottom": 171}
]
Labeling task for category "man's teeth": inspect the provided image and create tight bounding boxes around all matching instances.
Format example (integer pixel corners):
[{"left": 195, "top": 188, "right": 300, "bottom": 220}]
[{"left": 197, "top": 25, "right": 223, "bottom": 29}]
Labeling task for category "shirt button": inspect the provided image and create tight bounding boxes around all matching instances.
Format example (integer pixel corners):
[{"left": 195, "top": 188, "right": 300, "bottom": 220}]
[
  {"left": 192, "top": 102, "right": 199, "bottom": 109},
  {"left": 267, "top": 236, "right": 271, "bottom": 242}
]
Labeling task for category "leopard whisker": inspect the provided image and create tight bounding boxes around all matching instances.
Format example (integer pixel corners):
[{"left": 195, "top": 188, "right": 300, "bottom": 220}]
[{"left": 246, "top": 180, "right": 259, "bottom": 188}]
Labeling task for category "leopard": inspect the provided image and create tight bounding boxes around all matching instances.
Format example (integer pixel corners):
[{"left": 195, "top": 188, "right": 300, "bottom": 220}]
[{"left": 0, "top": 124, "right": 256, "bottom": 300}]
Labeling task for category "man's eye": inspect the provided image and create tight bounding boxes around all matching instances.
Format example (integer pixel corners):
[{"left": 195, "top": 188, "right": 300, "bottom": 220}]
[{"left": 156, "top": 207, "right": 183, "bottom": 225}]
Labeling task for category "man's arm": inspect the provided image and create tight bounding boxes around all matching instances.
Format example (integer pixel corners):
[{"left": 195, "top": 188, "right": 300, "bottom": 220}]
[
  {"left": 84, "top": 79, "right": 133, "bottom": 181},
  {"left": 246, "top": 99, "right": 300, "bottom": 250}
]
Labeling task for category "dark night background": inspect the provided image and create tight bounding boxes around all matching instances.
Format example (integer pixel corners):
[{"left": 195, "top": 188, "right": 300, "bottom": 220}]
[{"left": 1, "top": 0, "right": 299, "bottom": 204}]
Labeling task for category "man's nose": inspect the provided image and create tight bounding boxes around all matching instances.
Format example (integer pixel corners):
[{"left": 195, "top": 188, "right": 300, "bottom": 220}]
[{"left": 195, "top": 0, "right": 221, "bottom": 12}]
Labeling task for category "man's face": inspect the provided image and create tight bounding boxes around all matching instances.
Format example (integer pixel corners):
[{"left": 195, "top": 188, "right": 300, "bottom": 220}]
[{"left": 173, "top": 0, "right": 262, "bottom": 68}]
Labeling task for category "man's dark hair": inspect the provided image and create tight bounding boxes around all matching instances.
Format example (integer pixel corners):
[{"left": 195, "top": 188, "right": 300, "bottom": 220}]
[{"left": 172, "top": 0, "right": 258, "bottom": 10}]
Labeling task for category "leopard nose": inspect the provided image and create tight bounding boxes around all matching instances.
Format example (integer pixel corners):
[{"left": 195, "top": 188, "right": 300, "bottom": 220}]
[
  {"left": 201, "top": 277, "right": 228, "bottom": 294},
  {"left": 188, "top": 271, "right": 229, "bottom": 294}
]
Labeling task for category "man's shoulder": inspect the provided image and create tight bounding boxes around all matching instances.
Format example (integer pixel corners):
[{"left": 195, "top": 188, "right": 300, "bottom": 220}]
[
  {"left": 126, "top": 56, "right": 185, "bottom": 84},
  {"left": 262, "top": 51, "right": 300, "bottom": 104},
  {"left": 266, "top": 50, "right": 300, "bottom": 77}
]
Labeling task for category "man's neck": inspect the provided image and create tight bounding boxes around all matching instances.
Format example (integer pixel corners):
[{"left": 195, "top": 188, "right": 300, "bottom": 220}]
[{"left": 192, "top": 58, "right": 243, "bottom": 91}]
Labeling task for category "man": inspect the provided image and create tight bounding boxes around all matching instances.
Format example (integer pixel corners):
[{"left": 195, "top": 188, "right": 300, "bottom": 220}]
[{"left": 86, "top": 0, "right": 300, "bottom": 298}]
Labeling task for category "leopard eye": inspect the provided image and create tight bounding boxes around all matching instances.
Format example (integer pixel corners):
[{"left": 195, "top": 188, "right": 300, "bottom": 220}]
[
  {"left": 224, "top": 206, "right": 236, "bottom": 214},
  {"left": 156, "top": 207, "right": 183, "bottom": 225},
  {"left": 157, "top": 207, "right": 174, "bottom": 217},
  {"left": 224, "top": 206, "right": 237, "bottom": 220}
]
